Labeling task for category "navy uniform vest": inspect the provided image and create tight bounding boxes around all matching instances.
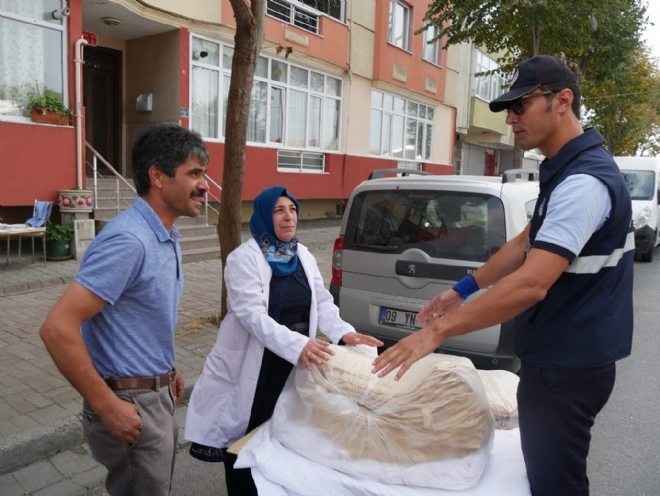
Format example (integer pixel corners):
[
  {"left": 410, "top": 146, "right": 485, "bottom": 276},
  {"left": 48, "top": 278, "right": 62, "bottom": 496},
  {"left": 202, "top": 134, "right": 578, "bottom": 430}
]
[{"left": 515, "top": 128, "right": 634, "bottom": 368}]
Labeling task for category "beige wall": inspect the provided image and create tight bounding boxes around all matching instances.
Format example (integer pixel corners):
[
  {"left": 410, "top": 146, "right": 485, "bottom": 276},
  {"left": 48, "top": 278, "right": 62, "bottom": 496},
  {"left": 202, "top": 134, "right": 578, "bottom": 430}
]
[
  {"left": 431, "top": 104, "right": 455, "bottom": 165},
  {"left": 349, "top": 0, "right": 375, "bottom": 80},
  {"left": 349, "top": 25, "right": 375, "bottom": 80},
  {"left": 124, "top": 30, "right": 181, "bottom": 169},
  {"left": 344, "top": 76, "right": 373, "bottom": 156},
  {"left": 134, "top": 0, "right": 221, "bottom": 24}
]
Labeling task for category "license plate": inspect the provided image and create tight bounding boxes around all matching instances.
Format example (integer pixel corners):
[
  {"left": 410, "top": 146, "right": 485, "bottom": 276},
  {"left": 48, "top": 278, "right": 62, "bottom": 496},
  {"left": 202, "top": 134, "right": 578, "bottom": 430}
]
[{"left": 378, "top": 306, "right": 420, "bottom": 330}]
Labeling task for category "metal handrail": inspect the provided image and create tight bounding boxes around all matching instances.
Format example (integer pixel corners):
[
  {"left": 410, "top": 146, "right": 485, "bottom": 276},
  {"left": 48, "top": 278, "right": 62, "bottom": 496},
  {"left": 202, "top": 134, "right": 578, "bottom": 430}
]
[
  {"left": 86, "top": 143, "right": 136, "bottom": 218},
  {"left": 85, "top": 141, "right": 222, "bottom": 226},
  {"left": 203, "top": 173, "right": 222, "bottom": 226}
]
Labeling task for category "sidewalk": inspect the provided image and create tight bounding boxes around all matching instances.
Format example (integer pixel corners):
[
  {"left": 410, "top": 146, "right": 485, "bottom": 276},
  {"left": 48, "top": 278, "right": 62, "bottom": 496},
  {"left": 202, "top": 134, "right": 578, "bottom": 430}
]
[{"left": 0, "top": 219, "right": 339, "bottom": 495}]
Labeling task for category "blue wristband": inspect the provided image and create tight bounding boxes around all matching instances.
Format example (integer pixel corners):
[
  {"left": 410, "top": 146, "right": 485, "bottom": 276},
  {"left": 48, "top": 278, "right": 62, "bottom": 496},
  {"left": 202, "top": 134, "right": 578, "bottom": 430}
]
[{"left": 452, "top": 274, "right": 479, "bottom": 300}]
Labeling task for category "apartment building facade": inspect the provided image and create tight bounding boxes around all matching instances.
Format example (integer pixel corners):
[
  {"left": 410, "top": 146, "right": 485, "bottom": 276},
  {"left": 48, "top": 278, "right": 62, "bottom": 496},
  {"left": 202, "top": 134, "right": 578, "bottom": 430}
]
[{"left": 0, "top": 0, "right": 513, "bottom": 220}]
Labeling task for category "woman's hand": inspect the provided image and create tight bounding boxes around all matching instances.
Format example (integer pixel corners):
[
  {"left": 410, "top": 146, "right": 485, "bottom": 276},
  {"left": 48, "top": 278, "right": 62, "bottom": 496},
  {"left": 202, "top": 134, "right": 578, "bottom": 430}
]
[
  {"left": 340, "top": 332, "right": 383, "bottom": 348},
  {"left": 300, "top": 338, "right": 334, "bottom": 369}
]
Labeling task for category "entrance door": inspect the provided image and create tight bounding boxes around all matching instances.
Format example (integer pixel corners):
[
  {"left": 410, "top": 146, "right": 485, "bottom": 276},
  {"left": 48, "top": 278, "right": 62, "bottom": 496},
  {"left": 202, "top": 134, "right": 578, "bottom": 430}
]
[{"left": 83, "top": 46, "right": 121, "bottom": 175}]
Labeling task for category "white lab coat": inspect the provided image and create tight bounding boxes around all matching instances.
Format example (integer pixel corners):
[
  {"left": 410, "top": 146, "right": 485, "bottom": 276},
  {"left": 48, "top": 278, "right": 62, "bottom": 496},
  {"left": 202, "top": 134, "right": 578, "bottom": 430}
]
[{"left": 184, "top": 238, "right": 353, "bottom": 448}]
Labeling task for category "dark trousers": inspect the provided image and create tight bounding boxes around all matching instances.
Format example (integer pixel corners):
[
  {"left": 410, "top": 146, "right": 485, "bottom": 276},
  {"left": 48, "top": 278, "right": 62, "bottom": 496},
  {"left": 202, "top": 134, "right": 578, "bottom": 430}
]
[
  {"left": 222, "top": 449, "right": 258, "bottom": 496},
  {"left": 517, "top": 363, "right": 616, "bottom": 496}
]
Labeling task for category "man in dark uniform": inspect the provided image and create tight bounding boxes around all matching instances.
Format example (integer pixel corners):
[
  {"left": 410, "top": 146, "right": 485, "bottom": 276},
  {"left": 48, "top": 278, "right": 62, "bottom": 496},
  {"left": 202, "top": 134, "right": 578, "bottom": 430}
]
[{"left": 373, "top": 55, "right": 634, "bottom": 496}]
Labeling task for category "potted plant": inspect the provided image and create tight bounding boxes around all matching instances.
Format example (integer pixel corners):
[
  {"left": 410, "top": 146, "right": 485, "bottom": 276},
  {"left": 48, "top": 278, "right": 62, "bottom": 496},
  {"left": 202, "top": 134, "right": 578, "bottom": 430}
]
[
  {"left": 45, "top": 223, "right": 74, "bottom": 260},
  {"left": 26, "top": 88, "right": 72, "bottom": 126}
]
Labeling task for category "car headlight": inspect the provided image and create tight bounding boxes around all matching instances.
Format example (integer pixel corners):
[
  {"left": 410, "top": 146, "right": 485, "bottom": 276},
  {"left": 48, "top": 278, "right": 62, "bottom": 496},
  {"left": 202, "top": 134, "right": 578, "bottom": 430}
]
[{"left": 633, "top": 206, "right": 652, "bottom": 230}]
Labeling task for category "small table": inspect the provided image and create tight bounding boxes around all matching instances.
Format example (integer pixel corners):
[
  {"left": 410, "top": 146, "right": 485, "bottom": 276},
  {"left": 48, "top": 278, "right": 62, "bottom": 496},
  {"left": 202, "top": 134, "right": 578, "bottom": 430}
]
[{"left": 0, "top": 224, "right": 47, "bottom": 265}]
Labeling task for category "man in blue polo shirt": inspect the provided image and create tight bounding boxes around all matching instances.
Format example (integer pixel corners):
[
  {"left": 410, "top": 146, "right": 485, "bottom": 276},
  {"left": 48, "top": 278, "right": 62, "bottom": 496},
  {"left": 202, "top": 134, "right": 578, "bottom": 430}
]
[
  {"left": 40, "top": 124, "right": 210, "bottom": 495},
  {"left": 373, "top": 55, "right": 634, "bottom": 495}
]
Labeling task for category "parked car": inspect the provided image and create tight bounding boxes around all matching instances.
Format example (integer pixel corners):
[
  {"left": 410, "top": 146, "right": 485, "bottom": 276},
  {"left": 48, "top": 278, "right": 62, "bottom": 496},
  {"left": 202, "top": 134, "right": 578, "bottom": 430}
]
[
  {"left": 614, "top": 156, "right": 660, "bottom": 262},
  {"left": 330, "top": 169, "right": 539, "bottom": 371}
]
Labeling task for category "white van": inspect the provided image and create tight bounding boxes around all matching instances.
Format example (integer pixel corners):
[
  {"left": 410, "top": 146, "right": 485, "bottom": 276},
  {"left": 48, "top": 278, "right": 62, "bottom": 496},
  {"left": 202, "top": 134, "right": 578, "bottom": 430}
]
[{"left": 614, "top": 156, "right": 660, "bottom": 262}]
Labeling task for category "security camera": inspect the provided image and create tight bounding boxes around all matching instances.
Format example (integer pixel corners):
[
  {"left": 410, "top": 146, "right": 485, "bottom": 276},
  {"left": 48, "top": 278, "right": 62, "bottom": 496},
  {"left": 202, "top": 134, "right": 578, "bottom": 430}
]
[
  {"left": 51, "top": 7, "right": 70, "bottom": 19},
  {"left": 193, "top": 50, "right": 209, "bottom": 60}
]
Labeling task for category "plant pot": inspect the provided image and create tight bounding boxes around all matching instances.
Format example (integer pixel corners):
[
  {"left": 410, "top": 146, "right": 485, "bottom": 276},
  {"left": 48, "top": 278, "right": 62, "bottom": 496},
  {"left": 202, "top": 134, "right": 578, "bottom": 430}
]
[
  {"left": 59, "top": 189, "right": 94, "bottom": 213},
  {"left": 46, "top": 239, "right": 71, "bottom": 261},
  {"left": 30, "top": 108, "right": 71, "bottom": 126}
]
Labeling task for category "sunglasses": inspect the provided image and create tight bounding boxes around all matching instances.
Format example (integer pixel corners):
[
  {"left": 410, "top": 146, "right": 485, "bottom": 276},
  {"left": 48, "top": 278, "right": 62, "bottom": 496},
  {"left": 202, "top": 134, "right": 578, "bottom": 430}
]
[{"left": 508, "top": 90, "right": 558, "bottom": 115}]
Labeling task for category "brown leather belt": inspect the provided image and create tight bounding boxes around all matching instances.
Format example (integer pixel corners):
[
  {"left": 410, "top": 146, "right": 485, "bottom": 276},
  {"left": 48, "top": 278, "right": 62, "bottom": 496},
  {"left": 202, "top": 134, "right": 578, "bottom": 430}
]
[{"left": 105, "top": 371, "right": 175, "bottom": 391}]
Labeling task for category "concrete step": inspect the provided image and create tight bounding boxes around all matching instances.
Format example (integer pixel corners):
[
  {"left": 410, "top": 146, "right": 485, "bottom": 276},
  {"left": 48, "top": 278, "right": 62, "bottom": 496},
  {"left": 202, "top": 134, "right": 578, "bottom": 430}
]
[
  {"left": 177, "top": 224, "right": 218, "bottom": 238},
  {"left": 179, "top": 234, "right": 218, "bottom": 251},
  {"left": 93, "top": 198, "right": 135, "bottom": 209},
  {"left": 182, "top": 246, "right": 220, "bottom": 264}
]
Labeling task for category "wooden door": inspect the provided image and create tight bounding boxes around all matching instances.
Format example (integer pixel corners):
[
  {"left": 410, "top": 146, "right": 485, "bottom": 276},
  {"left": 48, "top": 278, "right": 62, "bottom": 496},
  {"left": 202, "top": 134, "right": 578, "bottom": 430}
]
[{"left": 83, "top": 46, "right": 121, "bottom": 175}]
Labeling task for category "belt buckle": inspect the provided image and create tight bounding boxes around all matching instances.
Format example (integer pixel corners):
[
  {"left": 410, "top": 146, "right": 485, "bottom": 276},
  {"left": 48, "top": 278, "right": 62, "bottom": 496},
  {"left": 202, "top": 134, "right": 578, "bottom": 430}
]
[{"left": 155, "top": 375, "right": 161, "bottom": 391}]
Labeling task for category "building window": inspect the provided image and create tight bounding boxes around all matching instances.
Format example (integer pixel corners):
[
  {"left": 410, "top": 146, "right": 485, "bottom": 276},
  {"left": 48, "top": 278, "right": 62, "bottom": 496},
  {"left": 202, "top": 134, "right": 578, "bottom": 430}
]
[
  {"left": 474, "top": 51, "right": 506, "bottom": 102},
  {"left": 190, "top": 34, "right": 342, "bottom": 152},
  {"left": 388, "top": 0, "right": 410, "bottom": 50},
  {"left": 423, "top": 25, "right": 440, "bottom": 65},
  {"left": 369, "top": 90, "right": 434, "bottom": 161},
  {"left": 277, "top": 149, "right": 325, "bottom": 173},
  {"left": 0, "top": 0, "right": 67, "bottom": 119},
  {"left": 266, "top": 0, "right": 346, "bottom": 34}
]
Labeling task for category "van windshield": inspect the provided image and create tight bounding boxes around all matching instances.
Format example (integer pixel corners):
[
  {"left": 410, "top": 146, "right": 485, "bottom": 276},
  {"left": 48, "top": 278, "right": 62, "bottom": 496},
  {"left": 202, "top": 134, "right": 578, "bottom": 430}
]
[
  {"left": 621, "top": 170, "right": 655, "bottom": 200},
  {"left": 344, "top": 190, "right": 505, "bottom": 262}
]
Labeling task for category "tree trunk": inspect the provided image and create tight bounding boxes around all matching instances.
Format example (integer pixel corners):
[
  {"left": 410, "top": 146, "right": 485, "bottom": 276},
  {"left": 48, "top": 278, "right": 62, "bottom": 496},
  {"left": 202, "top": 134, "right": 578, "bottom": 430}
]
[{"left": 219, "top": 0, "right": 265, "bottom": 318}]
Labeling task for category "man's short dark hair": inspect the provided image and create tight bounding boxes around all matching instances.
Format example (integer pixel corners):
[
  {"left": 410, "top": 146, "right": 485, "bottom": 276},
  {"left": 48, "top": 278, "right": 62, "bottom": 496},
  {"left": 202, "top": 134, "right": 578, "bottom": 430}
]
[
  {"left": 541, "top": 81, "right": 582, "bottom": 119},
  {"left": 132, "top": 124, "right": 210, "bottom": 195}
]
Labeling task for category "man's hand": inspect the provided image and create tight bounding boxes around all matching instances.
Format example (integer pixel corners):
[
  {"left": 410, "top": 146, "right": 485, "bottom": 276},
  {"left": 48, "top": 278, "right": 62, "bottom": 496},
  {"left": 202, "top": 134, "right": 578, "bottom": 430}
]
[
  {"left": 416, "top": 289, "right": 462, "bottom": 325},
  {"left": 172, "top": 372, "right": 185, "bottom": 405},
  {"left": 371, "top": 325, "right": 444, "bottom": 380},
  {"left": 98, "top": 397, "right": 144, "bottom": 445}
]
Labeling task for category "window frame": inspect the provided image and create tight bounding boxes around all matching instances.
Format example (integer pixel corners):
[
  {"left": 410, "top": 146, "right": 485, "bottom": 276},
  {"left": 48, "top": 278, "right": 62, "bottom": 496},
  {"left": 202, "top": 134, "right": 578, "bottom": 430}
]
[
  {"left": 189, "top": 33, "right": 343, "bottom": 155},
  {"left": 388, "top": 0, "right": 411, "bottom": 51},
  {"left": 369, "top": 89, "right": 434, "bottom": 162},
  {"left": 265, "top": 0, "right": 347, "bottom": 34},
  {"left": 473, "top": 51, "right": 506, "bottom": 102},
  {"left": 422, "top": 25, "right": 440, "bottom": 65},
  {"left": 0, "top": 1, "right": 69, "bottom": 122}
]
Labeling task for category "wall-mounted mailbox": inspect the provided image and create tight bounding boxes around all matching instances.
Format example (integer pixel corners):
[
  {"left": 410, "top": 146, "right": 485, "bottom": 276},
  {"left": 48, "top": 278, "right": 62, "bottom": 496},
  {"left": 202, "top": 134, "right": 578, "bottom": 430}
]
[{"left": 136, "top": 93, "right": 153, "bottom": 112}]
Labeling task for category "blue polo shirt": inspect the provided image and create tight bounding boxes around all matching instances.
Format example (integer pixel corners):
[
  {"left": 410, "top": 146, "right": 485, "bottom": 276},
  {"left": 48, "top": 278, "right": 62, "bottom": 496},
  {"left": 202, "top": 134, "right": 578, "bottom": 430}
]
[{"left": 76, "top": 197, "right": 183, "bottom": 378}]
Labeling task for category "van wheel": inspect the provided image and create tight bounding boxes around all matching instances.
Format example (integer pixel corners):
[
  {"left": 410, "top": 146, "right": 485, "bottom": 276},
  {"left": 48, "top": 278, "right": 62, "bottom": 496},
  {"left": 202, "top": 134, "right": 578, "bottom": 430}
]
[{"left": 640, "top": 233, "right": 656, "bottom": 262}]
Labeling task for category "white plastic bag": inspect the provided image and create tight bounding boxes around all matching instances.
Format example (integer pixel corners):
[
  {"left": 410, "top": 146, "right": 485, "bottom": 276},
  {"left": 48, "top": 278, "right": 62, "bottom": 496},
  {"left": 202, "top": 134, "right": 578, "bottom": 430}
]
[
  {"left": 477, "top": 369, "right": 520, "bottom": 430},
  {"left": 270, "top": 345, "right": 494, "bottom": 490}
]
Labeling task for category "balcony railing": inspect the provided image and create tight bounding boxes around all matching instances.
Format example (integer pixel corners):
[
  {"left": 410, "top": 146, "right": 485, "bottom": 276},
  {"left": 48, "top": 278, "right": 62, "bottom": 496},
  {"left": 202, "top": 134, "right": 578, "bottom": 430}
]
[{"left": 267, "top": 0, "right": 319, "bottom": 34}]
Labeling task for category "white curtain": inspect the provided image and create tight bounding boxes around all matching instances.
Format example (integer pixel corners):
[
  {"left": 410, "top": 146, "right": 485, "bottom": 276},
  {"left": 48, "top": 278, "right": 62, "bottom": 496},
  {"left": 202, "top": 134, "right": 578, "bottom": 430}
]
[{"left": 0, "top": 0, "right": 60, "bottom": 116}]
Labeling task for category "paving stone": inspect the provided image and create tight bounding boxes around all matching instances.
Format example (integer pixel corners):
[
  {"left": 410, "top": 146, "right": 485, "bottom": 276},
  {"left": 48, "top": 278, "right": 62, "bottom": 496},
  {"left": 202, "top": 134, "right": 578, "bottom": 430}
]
[
  {"left": 0, "top": 473, "right": 25, "bottom": 496},
  {"left": 12, "top": 459, "right": 64, "bottom": 493},
  {"left": 32, "top": 478, "right": 87, "bottom": 496},
  {"left": 50, "top": 448, "right": 99, "bottom": 477},
  {"left": 70, "top": 464, "right": 106, "bottom": 490}
]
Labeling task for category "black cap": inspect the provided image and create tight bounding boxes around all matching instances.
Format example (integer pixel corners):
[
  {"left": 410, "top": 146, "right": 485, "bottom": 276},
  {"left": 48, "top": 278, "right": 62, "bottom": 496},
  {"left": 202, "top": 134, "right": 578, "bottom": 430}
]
[{"left": 489, "top": 55, "right": 577, "bottom": 112}]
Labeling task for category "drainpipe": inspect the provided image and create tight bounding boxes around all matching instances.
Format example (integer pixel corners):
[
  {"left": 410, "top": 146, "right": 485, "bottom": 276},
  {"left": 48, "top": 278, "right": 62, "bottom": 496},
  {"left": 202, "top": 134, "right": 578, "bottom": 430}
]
[{"left": 74, "top": 37, "right": 88, "bottom": 189}]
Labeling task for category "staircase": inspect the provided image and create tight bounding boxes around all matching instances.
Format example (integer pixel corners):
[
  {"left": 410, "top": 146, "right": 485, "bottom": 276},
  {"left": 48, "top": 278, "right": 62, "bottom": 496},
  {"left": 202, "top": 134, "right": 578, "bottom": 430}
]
[{"left": 91, "top": 177, "right": 220, "bottom": 263}]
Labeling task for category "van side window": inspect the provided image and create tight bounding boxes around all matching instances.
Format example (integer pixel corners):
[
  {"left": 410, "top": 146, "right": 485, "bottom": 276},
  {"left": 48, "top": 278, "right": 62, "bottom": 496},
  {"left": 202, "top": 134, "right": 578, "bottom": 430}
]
[{"left": 622, "top": 170, "right": 655, "bottom": 201}]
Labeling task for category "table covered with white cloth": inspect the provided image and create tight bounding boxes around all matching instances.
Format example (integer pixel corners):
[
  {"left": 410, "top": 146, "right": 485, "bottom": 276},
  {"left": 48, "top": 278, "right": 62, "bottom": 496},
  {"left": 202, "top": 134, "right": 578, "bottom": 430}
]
[{"left": 237, "top": 423, "right": 530, "bottom": 495}]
